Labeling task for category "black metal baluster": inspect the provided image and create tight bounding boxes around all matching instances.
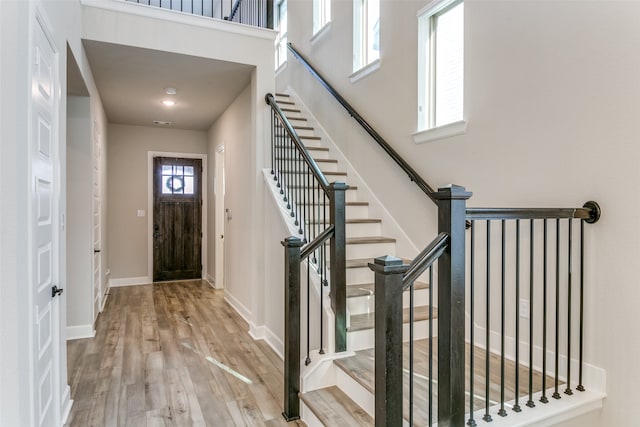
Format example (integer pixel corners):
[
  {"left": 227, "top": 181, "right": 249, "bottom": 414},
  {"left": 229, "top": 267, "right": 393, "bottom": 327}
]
[
  {"left": 498, "top": 220, "right": 507, "bottom": 417},
  {"left": 409, "top": 280, "right": 414, "bottom": 426},
  {"left": 577, "top": 220, "right": 585, "bottom": 392},
  {"left": 429, "top": 266, "right": 434, "bottom": 427},
  {"left": 468, "top": 220, "right": 477, "bottom": 426},
  {"left": 527, "top": 219, "right": 535, "bottom": 408},
  {"left": 483, "top": 220, "right": 492, "bottom": 423},
  {"left": 319, "top": 236, "right": 324, "bottom": 354},
  {"left": 270, "top": 111, "right": 275, "bottom": 176},
  {"left": 565, "top": 219, "right": 573, "bottom": 396},
  {"left": 513, "top": 220, "right": 521, "bottom": 413},
  {"left": 553, "top": 219, "right": 561, "bottom": 400},
  {"left": 541, "top": 219, "right": 549, "bottom": 404},
  {"left": 305, "top": 257, "right": 311, "bottom": 366}
]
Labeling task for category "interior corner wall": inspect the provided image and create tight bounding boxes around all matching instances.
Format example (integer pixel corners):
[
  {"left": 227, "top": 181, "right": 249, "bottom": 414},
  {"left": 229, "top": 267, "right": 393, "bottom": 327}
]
[
  {"left": 207, "top": 85, "right": 256, "bottom": 320},
  {"left": 66, "top": 96, "right": 93, "bottom": 330},
  {"left": 0, "top": 1, "right": 31, "bottom": 425},
  {"left": 107, "top": 124, "right": 208, "bottom": 281}
]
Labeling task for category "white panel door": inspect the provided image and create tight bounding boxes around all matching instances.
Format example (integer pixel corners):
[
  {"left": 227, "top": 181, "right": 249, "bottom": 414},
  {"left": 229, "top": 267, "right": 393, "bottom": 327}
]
[
  {"left": 31, "top": 16, "right": 60, "bottom": 427},
  {"left": 93, "top": 123, "right": 101, "bottom": 316}
]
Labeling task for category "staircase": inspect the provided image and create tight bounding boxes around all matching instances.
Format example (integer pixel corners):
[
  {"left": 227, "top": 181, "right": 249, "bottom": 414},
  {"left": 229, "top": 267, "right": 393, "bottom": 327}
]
[{"left": 272, "top": 92, "right": 434, "bottom": 426}]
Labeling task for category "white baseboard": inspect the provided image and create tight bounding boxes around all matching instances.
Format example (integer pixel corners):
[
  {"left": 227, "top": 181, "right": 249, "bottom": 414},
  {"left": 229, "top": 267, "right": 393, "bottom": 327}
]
[
  {"left": 66, "top": 324, "right": 95, "bottom": 341},
  {"left": 108, "top": 276, "right": 152, "bottom": 287},
  {"left": 249, "top": 323, "right": 284, "bottom": 360},
  {"left": 60, "top": 385, "right": 72, "bottom": 426},
  {"left": 205, "top": 273, "right": 217, "bottom": 289},
  {"left": 224, "top": 292, "right": 252, "bottom": 325}
]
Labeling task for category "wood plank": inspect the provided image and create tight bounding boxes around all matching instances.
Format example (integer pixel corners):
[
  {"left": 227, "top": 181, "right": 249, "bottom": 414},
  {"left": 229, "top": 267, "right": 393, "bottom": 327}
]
[
  {"left": 66, "top": 282, "right": 306, "bottom": 426},
  {"left": 300, "top": 386, "right": 373, "bottom": 426}
]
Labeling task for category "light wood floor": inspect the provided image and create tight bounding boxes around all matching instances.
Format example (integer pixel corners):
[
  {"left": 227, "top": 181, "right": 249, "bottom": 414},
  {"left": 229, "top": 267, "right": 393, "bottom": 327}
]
[{"left": 66, "top": 281, "right": 305, "bottom": 427}]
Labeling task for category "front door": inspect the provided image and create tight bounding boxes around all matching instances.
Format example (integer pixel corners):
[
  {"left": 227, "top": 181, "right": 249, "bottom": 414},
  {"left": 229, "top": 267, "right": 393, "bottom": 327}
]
[
  {"left": 153, "top": 157, "right": 203, "bottom": 281},
  {"left": 31, "top": 15, "right": 60, "bottom": 427}
]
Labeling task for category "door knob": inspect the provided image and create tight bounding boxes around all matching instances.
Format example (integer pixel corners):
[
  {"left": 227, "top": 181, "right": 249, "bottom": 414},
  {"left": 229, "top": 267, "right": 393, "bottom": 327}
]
[{"left": 51, "top": 285, "right": 64, "bottom": 298}]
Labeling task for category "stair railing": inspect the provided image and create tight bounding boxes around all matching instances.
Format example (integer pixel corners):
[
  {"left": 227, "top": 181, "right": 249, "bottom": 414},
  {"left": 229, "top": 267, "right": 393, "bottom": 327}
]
[
  {"left": 287, "top": 43, "right": 438, "bottom": 203},
  {"left": 125, "top": 0, "right": 226, "bottom": 19},
  {"left": 225, "top": 0, "right": 273, "bottom": 28},
  {"left": 371, "top": 186, "right": 601, "bottom": 426},
  {"left": 265, "top": 93, "right": 347, "bottom": 421}
]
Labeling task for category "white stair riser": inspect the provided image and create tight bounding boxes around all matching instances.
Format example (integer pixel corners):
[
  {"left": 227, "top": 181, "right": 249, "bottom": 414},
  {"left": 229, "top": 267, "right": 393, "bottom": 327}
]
[
  {"left": 347, "top": 288, "right": 430, "bottom": 316},
  {"left": 294, "top": 204, "right": 368, "bottom": 219},
  {"left": 347, "top": 319, "right": 438, "bottom": 352},
  {"left": 345, "top": 222, "right": 382, "bottom": 238},
  {"left": 347, "top": 267, "right": 375, "bottom": 284},
  {"left": 300, "top": 401, "right": 325, "bottom": 427},
  {"left": 279, "top": 187, "right": 358, "bottom": 203},
  {"left": 346, "top": 242, "right": 395, "bottom": 259},
  {"left": 335, "top": 368, "right": 375, "bottom": 419}
]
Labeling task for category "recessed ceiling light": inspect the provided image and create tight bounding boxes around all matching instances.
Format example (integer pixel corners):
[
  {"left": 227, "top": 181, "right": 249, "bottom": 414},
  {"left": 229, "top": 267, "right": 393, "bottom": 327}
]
[
  {"left": 162, "top": 100, "right": 176, "bottom": 107},
  {"left": 153, "top": 120, "right": 172, "bottom": 126},
  {"left": 165, "top": 87, "right": 177, "bottom": 95}
]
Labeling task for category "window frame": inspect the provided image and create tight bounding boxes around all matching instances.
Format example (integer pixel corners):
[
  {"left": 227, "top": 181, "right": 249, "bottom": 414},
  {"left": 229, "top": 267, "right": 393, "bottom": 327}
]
[
  {"left": 313, "top": 0, "right": 331, "bottom": 36},
  {"left": 352, "top": 0, "right": 380, "bottom": 75},
  {"left": 275, "top": 0, "right": 288, "bottom": 70},
  {"left": 415, "top": 0, "right": 466, "bottom": 143}
]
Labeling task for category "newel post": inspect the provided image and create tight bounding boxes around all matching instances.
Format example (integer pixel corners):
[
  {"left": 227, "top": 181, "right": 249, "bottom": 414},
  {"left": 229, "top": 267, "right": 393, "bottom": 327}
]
[
  {"left": 434, "top": 185, "right": 472, "bottom": 427},
  {"left": 282, "top": 236, "right": 303, "bottom": 421},
  {"left": 369, "top": 255, "right": 409, "bottom": 427},
  {"left": 329, "top": 182, "right": 348, "bottom": 352}
]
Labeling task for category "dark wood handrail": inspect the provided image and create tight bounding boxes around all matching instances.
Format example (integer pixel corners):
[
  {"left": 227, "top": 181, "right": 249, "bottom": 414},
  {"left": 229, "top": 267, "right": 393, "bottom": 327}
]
[
  {"left": 301, "top": 225, "right": 335, "bottom": 260},
  {"left": 265, "top": 93, "right": 331, "bottom": 193},
  {"left": 287, "top": 43, "right": 438, "bottom": 204},
  {"left": 225, "top": 0, "right": 242, "bottom": 20},
  {"left": 403, "top": 232, "right": 449, "bottom": 290},
  {"left": 466, "top": 201, "right": 601, "bottom": 223}
]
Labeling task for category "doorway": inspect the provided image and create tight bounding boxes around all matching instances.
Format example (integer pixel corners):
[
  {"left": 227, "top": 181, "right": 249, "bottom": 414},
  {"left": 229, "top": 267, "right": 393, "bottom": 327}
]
[{"left": 153, "top": 156, "right": 203, "bottom": 281}]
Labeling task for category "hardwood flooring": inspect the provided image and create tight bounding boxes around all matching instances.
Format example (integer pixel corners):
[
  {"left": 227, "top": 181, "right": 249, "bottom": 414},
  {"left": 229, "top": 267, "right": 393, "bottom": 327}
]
[{"left": 66, "top": 281, "right": 305, "bottom": 427}]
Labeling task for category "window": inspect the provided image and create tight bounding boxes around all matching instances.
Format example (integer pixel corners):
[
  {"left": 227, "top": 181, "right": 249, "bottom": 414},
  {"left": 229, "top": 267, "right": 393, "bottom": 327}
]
[
  {"left": 161, "top": 165, "right": 195, "bottom": 195},
  {"left": 353, "top": 0, "right": 380, "bottom": 73},
  {"left": 313, "top": 0, "right": 331, "bottom": 35},
  {"left": 275, "top": 0, "right": 288, "bottom": 69},
  {"left": 417, "top": 0, "right": 464, "bottom": 133}
]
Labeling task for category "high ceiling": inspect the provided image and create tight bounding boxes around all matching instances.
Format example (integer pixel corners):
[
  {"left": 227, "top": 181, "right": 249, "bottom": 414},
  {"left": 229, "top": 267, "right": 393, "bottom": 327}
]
[{"left": 82, "top": 40, "right": 254, "bottom": 131}]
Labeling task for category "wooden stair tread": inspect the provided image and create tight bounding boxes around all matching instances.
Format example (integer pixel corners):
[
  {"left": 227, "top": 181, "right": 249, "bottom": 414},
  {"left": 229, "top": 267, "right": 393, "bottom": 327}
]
[
  {"left": 322, "top": 171, "right": 347, "bottom": 176},
  {"left": 307, "top": 217, "right": 380, "bottom": 225},
  {"left": 300, "top": 201, "right": 368, "bottom": 206},
  {"left": 347, "top": 281, "right": 428, "bottom": 298},
  {"left": 273, "top": 145, "right": 328, "bottom": 151},
  {"left": 347, "top": 306, "right": 437, "bottom": 332},
  {"left": 276, "top": 99, "right": 295, "bottom": 105},
  {"left": 275, "top": 92, "right": 290, "bottom": 97},
  {"left": 282, "top": 107, "right": 302, "bottom": 113},
  {"left": 300, "top": 386, "right": 373, "bottom": 426},
  {"left": 300, "top": 135, "right": 321, "bottom": 140},
  {"left": 346, "top": 236, "right": 396, "bottom": 245}
]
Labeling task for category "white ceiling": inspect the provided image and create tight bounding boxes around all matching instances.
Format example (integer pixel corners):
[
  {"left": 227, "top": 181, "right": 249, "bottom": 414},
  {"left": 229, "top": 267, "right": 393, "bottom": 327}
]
[{"left": 82, "top": 40, "right": 254, "bottom": 131}]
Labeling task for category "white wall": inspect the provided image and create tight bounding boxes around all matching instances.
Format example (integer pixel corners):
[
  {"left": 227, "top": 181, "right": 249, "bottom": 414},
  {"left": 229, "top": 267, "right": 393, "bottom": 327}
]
[
  {"left": 281, "top": 0, "right": 640, "bottom": 425},
  {"left": 67, "top": 96, "right": 94, "bottom": 333},
  {"left": 107, "top": 124, "right": 208, "bottom": 280},
  {"left": 1, "top": 0, "right": 109, "bottom": 424}
]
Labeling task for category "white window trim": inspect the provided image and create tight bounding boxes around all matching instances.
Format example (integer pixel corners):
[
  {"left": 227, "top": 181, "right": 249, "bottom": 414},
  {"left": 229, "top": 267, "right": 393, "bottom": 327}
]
[
  {"left": 417, "top": 0, "right": 464, "bottom": 138},
  {"left": 413, "top": 119, "right": 466, "bottom": 144},
  {"left": 349, "top": 58, "right": 381, "bottom": 83},
  {"left": 313, "top": 0, "right": 331, "bottom": 37},
  {"left": 310, "top": 21, "right": 332, "bottom": 45},
  {"left": 353, "top": 0, "right": 379, "bottom": 73}
]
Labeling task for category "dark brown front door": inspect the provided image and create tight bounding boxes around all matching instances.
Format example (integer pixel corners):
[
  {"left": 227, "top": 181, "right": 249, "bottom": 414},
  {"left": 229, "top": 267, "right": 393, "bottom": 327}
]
[{"left": 153, "top": 157, "right": 202, "bottom": 281}]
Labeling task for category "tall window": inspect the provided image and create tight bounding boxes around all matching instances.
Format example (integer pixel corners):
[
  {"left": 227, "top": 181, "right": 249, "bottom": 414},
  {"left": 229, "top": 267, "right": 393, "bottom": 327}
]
[
  {"left": 353, "top": 0, "right": 380, "bottom": 72},
  {"left": 275, "top": 0, "right": 288, "bottom": 69},
  {"left": 313, "top": 0, "right": 331, "bottom": 35},
  {"left": 418, "top": 0, "right": 464, "bottom": 131}
]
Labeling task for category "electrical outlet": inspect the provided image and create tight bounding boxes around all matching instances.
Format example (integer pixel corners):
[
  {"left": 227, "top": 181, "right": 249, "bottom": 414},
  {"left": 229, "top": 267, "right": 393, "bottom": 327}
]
[{"left": 519, "top": 299, "right": 530, "bottom": 319}]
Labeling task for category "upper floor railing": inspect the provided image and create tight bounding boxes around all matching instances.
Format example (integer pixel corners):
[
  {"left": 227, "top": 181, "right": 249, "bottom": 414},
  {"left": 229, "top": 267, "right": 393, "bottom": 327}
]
[{"left": 125, "top": 0, "right": 273, "bottom": 28}]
